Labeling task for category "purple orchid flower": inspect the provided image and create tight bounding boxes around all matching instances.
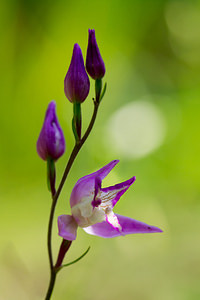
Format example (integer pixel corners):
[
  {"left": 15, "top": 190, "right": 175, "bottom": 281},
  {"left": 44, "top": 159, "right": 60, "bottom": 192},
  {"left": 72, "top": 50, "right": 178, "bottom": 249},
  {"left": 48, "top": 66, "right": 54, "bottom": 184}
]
[
  {"left": 64, "top": 43, "right": 90, "bottom": 103},
  {"left": 58, "top": 160, "right": 162, "bottom": 240},
  {"left": 37, "top": 101, "right": 65, "bottom": 161}
]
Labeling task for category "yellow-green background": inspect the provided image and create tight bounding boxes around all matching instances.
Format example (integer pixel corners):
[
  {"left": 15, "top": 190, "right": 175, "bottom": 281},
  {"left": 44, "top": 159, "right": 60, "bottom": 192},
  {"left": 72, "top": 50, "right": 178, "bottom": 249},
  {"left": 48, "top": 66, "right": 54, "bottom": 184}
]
[{"left": 1, "top": 0, "right": 200, "bottom": 299}]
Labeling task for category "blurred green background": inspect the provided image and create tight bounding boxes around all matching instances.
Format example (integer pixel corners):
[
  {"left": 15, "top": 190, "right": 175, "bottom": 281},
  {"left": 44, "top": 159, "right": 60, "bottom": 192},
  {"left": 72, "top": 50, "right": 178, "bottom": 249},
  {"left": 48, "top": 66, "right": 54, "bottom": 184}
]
[{"left": 1, "top": 0, "right": 200, "bottom": 299}]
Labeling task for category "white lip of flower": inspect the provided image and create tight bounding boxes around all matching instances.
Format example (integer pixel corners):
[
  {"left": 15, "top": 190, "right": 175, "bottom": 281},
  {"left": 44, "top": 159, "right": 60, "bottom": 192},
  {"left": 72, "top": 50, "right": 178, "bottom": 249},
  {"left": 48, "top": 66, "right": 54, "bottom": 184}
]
[{"left": 71, "top": 187, "right": 122, "bottom": 232}]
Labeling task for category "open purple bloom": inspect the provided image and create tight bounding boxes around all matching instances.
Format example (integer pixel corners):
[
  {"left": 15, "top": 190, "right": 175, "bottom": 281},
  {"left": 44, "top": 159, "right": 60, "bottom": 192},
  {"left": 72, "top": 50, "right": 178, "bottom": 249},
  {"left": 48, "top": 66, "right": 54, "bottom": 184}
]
[
  {"left": 86, "top": 29, "right": 106, "bottom": 80},
  {"left": 37, "top": 101, "right": 65, "bottom": 161},
  {"left": 58, "top": 160, "right": 162, "bottom": 240},
  {"left": 64, "top": 43, "right": 90, "bottom": 103}
]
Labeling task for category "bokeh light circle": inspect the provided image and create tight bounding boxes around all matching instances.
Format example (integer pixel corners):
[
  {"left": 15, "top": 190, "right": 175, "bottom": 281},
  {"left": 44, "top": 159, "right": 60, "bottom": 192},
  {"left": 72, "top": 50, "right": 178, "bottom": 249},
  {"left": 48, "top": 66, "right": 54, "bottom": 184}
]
[{"left": 106, "top": 100, "right": 166, "bottom": 159}]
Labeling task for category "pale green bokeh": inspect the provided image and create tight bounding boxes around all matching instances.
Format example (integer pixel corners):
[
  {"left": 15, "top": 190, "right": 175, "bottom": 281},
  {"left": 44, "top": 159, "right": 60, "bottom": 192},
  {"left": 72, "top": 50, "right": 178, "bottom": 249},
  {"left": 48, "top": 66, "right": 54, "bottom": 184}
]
[{"left": 1, "top": 0, "right": 200, "bottom": 299}]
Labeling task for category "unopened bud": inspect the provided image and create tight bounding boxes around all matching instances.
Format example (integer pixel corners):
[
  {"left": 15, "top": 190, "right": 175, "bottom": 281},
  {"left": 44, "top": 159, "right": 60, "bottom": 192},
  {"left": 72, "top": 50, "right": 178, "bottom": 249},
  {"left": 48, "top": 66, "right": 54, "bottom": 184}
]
[
  {"left": 37, "top": 101, "right": 65, "bottom": 161},
  {"left": 86, "top": 29, "right": 105, "bottom": 80},
  {"left": 64, "top": 44, "right": 90, "bottom": 103}
]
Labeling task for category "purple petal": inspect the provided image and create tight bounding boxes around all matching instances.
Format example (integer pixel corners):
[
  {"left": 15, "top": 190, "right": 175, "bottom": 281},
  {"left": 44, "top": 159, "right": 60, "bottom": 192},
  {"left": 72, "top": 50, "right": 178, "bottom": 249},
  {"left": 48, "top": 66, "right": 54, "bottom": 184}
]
[
  {"left": 88, "top": 160, "right": 119, "bottom": 181},
  {"left": 70, "top": 160, "right": 119, "bottom": 207},
  {"left": 58, "top": 215, "right": 78, "bottom": 241},
  {"left": 83, "top": 214, "right": 163, "bottom": 238},
  {"left": 100, "top": 176, "right": 136, "bottom": 208}
]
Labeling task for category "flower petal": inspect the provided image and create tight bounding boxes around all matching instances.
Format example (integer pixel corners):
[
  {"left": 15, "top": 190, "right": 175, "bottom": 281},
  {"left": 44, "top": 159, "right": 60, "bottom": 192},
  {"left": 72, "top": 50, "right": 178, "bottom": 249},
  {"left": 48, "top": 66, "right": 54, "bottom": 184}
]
[
  {"left": 83, "top": 214, "right": 163, "bottom": 238},
  {"left": 70, "top": 160, "right": 119, "bottom": 207},
  {"left": 99, "top": 176, "right": 136, "bottom": 208},
  {"left": 58, "top": 215, "right": 78, "bottom": 241},
  {"left": 84, "top": 159, "right": 119, "bottom": 182}
]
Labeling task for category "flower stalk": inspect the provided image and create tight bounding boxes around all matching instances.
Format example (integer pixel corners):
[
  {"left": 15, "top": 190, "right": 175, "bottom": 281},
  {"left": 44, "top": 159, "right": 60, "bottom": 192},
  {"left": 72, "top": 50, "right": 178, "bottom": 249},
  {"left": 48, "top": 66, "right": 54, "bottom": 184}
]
[
  {"left": 95, "top": 78, "right": 102, "bottom": 103},
  {"left": 47, "top": 158, "right": 56, "bottom": 195},
  {"left": 72, "top": 102, "right": 82, "bottom": 142},
  {"left": 45, "top": 98, "right": 100, "bottom": 300}
]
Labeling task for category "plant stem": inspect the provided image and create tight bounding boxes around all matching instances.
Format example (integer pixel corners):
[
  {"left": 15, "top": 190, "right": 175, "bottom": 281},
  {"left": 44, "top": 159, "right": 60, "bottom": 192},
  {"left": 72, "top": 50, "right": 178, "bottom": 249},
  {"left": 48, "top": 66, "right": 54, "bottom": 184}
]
[
  {"left": 47, "top": 196, "right": 56, "bottom": 270},
  {"left": 55, "top": 100, "right": 99, "bottom": 202},
  {"left": 45, "top": 270, "right": 56, "bottom": 300},
  {"left": 45, "top": 100, "right": 99, "bottom": 299}
]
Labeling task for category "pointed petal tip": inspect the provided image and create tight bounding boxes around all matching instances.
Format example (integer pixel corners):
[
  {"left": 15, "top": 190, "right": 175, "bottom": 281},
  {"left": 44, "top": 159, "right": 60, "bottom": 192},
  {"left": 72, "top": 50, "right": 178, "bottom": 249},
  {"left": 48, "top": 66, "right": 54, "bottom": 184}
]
[
  {"left": 88, "top": 28, "right": 95, "bottom": 33},
  {"left": 111, "top": 159, "right": 120, "bottom": 166},
  {"left": 147, "top": 225, "right": 163, "bottom": 233},
  {"left": 73, "top": 43, "right": 82, "bottom": 56},
  {"left": 71, "top": 43, "right": 82, "bottom": 59},
  {"left": 47, "top": 100, "right": 56, "bottom": 112},
  {"left": 129, "top": 176, "right": 136, "bottom": 185},
  {"left": 106, "top": 159, "right": 120, "bottom": 170},
  {"left": 93, "top": 160, "right": 120, "bottom": 180},
  {"left": 74, "top": 43, "right": 80, "bottom": 49},
  {"left": 49, "top": 100, "right": 56, "bottom": 106}
]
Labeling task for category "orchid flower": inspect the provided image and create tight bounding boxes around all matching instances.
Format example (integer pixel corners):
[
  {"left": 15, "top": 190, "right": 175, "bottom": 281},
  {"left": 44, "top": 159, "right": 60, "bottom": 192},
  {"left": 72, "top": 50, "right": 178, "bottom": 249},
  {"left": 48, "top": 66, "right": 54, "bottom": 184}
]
[{"left": 58, "top": 160, "right": 162, "bottom": 240}]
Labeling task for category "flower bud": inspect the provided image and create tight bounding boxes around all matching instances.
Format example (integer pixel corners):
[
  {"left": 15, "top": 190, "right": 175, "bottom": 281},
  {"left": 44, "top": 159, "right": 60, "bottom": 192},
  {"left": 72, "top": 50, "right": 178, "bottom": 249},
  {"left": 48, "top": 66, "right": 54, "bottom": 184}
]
[
  {"left": 37, "top": 101, "right": 65, "bottom": 161},
  {"left": 86, "top": 29, "right": 105, "bottom": 80},
  {"left": 64, "top": 44, "right": 90, "bottom": 103}
]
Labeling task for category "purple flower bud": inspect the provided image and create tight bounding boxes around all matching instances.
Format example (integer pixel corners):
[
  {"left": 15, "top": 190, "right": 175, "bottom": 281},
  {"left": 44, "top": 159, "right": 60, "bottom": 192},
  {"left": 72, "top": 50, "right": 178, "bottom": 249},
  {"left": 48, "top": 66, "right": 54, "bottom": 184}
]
[
  {"left": 64, "top": 44, "right": 90, "bottom": 103},
  {"left": 86, "top": 29, "right": 106, "bottom": 80},
  {"left": 37, "top": 101, "right": 65, "bottom": 161}
]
